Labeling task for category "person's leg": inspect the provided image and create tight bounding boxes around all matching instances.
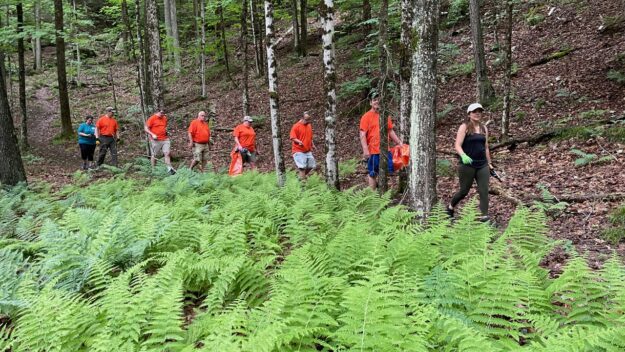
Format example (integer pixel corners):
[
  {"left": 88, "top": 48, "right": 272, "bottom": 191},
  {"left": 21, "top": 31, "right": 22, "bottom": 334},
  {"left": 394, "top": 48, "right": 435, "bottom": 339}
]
[
  {"left": 366, "top": 154, "right": 380, "bottom": 190},
  {"left": 249, "top": 152, "right": 257, "bottom": 170},
  {"left": 109, "top": 139, "right": 118, "bottom": 167},
  {"left": 449, "top": 164, "right": 477, "bottom": 209},
  {"left": 79, "top": 144, "right": 88, "bottom": 169},
  {"left": 475, "top": 166, "right": 490, "bottom": 218},
  {"left": 150, "top": 140, "right": 160, "bottom": 167},
  {"left": 97, "top": 138, "right": 109, "bottom": 166},
  {"left": 305, "top": 153, "right": 316, "bottom": 177},
  {"left": 86, "top": 144, "right": 96, "bottom": 168},
  {"left": 163, "top": 140, "right": 173, "bottom": 169}
]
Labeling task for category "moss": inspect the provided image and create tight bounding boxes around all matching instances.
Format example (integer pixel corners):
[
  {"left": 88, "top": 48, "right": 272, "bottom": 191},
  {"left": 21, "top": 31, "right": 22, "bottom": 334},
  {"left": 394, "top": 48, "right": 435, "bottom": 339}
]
[{"left": 604, "top": 127, "right": 625, "bottom": 143}]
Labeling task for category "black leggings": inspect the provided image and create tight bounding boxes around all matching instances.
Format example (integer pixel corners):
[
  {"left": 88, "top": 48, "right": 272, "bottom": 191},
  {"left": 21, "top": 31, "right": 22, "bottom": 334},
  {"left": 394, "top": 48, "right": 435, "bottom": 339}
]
[
  {"left": 79, "top": 143, "right": 96, "bottom": 161},
  {"left": 450, "top": 164, "right": 490, "bottom": 216}
]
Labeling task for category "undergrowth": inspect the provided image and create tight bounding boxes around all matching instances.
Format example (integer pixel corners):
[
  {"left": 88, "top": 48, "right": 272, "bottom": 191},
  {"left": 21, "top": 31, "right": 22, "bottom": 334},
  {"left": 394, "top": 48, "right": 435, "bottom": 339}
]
[{"left": 1, "top": 170, "right": 625, "bottom": 351}]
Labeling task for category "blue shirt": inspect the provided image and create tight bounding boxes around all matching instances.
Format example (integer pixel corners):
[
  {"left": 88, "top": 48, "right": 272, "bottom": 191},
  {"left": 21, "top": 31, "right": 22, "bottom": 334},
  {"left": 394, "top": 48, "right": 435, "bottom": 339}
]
[{"left": 77, "top": 122, "right": 96, "bottom": 145}]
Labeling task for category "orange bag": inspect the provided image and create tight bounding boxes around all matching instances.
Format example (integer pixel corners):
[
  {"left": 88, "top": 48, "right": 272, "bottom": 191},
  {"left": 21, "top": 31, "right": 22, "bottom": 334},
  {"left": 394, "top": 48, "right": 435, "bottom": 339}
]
[
  {"left": 391, "top": 144, "right": 410, "bottom": 171},
  {"left": 228, "top": 149, "right": 243, "bottom": 176}
]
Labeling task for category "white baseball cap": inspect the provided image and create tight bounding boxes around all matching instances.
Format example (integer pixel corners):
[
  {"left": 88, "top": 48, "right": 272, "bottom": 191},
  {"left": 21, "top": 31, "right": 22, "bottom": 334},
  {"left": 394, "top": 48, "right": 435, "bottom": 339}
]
[
  {"left": 467, "top": 103, "right": 484, "bottom": 113},
  {"left": 243, "top": 116, "right": 253, "bottom": 122}
]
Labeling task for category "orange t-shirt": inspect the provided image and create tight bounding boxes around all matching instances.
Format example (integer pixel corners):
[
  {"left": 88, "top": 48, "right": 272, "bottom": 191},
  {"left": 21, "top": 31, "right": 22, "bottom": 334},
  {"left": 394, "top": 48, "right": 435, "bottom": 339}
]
[
  {"left": 188, "top": 119, "right": 210, "bottom": 143},
  {"left": 146, "top": 114, "right": 168, "bottom": 141},
  {"left": 289, "top": 121, "right": 313, "bottom": 154},
  {"left": 233, "top": 123, "right": 256, "bottom": 152},
  {"left": 96, "top": 115, "right": 118, "bottom": 137},
  {"left": 359, "top": 110, "right": 393, "bottom": 155}
]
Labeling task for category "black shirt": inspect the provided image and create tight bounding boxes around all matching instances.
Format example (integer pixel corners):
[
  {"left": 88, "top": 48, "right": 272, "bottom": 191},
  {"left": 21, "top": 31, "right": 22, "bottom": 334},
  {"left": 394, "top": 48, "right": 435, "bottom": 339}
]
[{"left": 461, "top": 133, "right": 487, "bottom": 169}]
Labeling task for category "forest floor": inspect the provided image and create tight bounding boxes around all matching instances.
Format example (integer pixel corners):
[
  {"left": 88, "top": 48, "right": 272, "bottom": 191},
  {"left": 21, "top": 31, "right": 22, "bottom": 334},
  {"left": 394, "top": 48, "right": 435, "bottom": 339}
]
[{"left": 14, "top": 0, "right": 625, "bottom": 274}]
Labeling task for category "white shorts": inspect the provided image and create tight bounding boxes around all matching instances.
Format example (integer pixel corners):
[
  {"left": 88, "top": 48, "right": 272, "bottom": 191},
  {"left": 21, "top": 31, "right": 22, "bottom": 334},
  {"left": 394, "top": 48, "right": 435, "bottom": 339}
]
[{"left": 293, "top": 152, "right": 316, "bottom": 169}]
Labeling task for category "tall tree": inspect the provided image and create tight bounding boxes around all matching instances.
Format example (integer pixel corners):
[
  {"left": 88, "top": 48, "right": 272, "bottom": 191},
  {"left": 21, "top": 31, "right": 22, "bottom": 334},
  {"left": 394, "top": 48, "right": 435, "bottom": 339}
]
[
  {"left": 134, "top": 0, "right": 150, "bottom": 155},
  {"left": 398, "top": 0, "right": 413, "bottom": 191},
  {"left": 409, "top": 0, "right": 439, "bottom": 216},
  {"left": 17, "top": 2, "right": 28, "bottom": 150},
  {"left": 242, "top": 0, "right": 250, "bottom": 115},
  {"left": 200, "top": 0, "right": 206, "bottom": 98},
  {"left": 33, "top": 0, "right": 42, "bottom": 71},
  {"left": 469, "top": 0, "right": 495, "bottom": 104},
  {"left": 218, "top": 1, "right": 235, "bottom": 84},
  {"left": 0, "top": 52, "right": 27, "bottom": 186},
  {"left": 54, "top": 0, "right": 73, "bottom": 138},
  {"left": 121, "top": 0, "right": 133, "bottom": 61},
  {"left": 250, "top": 0, "right": 263, "bottom": 76},
  {"left": 377, "top": 0, "right": 390, "bottom": 194},
  {"left": 145, "top": 0, "right": 164, "bottom": 109},
  {"left": 264, "top": 0, "right": 286, "bottom": 187},
  {"left": 362, "top": 0, "right": 371, "bottom": 31},
  {"left": 300, "top": 0, "right": 307, "bottom": 56},
  {"left": 169, "top": 0, "right": 181, "bottom": 72},
  {"left": 291, "top": 0, "right": 299, "bottom": 53},
  {"left": 321, "top": 0, "right": 338, "bottom": 189},
  {"left": 501, "top": 0, "right": 513, "bottom": 141}
]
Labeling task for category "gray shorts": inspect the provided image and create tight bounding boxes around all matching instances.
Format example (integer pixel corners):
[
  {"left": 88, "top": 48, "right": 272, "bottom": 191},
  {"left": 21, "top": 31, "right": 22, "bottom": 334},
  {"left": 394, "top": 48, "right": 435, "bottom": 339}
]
[
  {"left": 293, "top": 152, "right": 316, "bottom": 169},
  {"left": 151, "top": 139, "right": 171, "bottom": 157}
]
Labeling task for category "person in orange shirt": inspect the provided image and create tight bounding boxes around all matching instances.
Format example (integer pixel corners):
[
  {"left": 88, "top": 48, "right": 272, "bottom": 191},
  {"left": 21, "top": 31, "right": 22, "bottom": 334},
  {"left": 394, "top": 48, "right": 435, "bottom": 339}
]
[
  {"left": 289, "top": 111, "right": 316, "bottom": 180},
  {"left": 187, "top": 111, "right": 211, "bottom": 172},
  {"left": 145, "top": 109, "right": 175, "bottom": 175},
  {"left": 233, "top": 115, "right": 258, "bottom": 170},
  {"left": 359, "top": 96, "right": 402, "bottom": 190},
  {"left": 95, "top": 106, "right": 119, "bottom": 167}
]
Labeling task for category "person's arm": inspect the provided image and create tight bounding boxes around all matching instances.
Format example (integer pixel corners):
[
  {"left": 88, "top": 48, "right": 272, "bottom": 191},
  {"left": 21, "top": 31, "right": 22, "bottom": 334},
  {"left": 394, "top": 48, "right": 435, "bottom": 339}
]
[
  {"left": 144, "top": 123, "right": 156, "bottom": 140},
  {"left": 454, "top": 124, "right": 467, "bottom": 156},
  {"left": 485, "top": 126, "right": 493, "bottom": 168},
  {"left": 94, "top": 123, "right": 100, "bottom": 139},
  {"left": 234, "top": 136, "right": 243, "bottom": 150},
  {"left": 360, "top": 130, "right": 369, "bottom": 159},
  {"left": 389, "top": 129, "right": 402, "bottom": 146},
  {"left": 77, "top": 125, "right": 89, "bottom": 137},
  {"left": 291, "top": 137, "right": 304, "bottom": 146},
  {"left": 187, "top": 131, "right": 194, "bottom": 149}
]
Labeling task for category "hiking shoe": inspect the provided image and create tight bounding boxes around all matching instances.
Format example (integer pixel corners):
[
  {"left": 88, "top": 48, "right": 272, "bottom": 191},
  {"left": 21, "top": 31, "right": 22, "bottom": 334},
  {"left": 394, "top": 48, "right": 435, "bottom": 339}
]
[
  {"left": 168, "top": 168, "right": 177, "bottom": 175},
  {"left": 445, "top": 207, "right": 454, "bottom": 218},
  {"left": 478, "top": 216, "right": 490, "bottom": 223}
]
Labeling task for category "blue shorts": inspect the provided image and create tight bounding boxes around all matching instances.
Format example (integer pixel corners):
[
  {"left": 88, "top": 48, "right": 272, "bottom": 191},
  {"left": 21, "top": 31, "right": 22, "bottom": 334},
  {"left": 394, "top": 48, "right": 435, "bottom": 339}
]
[{"left": 367, "top": 152, "right": 394, "bottom": 177}]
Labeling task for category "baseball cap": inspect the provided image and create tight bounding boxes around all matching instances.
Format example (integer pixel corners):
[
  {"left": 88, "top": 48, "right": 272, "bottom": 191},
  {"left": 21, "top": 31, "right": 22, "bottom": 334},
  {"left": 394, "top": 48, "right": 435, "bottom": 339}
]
[
  {"left": 467, "top": 103, "right": 484, "bottom": 113},
  {"left": 105, "top": 106, "right": 115, "bottom": 112},
  {"left": 243, "top": 116, "right": 254, "bottom": 122}
]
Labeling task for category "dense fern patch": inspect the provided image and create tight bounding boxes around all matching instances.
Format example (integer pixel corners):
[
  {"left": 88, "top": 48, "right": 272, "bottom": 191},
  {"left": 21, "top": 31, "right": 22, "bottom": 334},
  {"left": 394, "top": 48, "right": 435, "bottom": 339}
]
[{"left": 1, "top": 170, "right": 625, "bottom": 351}]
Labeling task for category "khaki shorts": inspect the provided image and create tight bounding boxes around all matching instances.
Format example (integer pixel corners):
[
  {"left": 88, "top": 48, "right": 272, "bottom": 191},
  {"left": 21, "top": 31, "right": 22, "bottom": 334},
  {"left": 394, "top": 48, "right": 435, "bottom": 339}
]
[
  {"left": 151, "top": 139, "right": 171, "bottom": 157},
  {"left": 193, "top": 143, "right": 209, "bottom": 162}
]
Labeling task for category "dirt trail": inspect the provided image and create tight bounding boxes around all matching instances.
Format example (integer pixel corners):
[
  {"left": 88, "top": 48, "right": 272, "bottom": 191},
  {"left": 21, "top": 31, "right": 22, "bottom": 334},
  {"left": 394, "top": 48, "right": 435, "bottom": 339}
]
[{"left": 25, "top": 87, "right": 78, "bottom": 185}]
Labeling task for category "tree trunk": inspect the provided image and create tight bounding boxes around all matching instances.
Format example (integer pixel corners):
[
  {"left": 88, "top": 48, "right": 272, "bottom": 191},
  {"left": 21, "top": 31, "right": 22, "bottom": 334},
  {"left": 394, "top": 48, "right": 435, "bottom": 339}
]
[
  {"left": 121, "top": 0, "right": 134, "bottom": 61},
  {"left": 242, "top": 0, "right": 250, "bottom": 115},
  {"left": 200, "top": 0, "right": 206, "bottom": 98},
  {"left": 33, "top": 0, "right": 42, "bottom": 71},
  {"left": 398, "top": 0, "right": 413, "bottom": 191},
  {"left": 501, "top": 0, "right": 513, "bottom": 141},
  {"left": 164, "top": 0, "right": 172, "bottom": 61},
  {"left": 141, "top": 0, "right": 153, "bottom": 108},
  {"left": 54, "top": 0, "right": 73, "bottom": 138},
  {"left": 145, "top": 0, "right": 164, "bottom": 110},
  {"left": 264, "top": 0, "right": 286, "bottom": 187},
  {"left": 300, "top": 0, "right": 307, "bottom": 56},
  {"left": 218, "top": 2, "right": 235, "bottom": 85},
  {"left": 134, "top": 0, "right": 150, "bottom": 156},
  {"left": 469, "top": 0, "right": 495, "bottom": 105},
  {"left": 169, "top": 0, "right": 181, "bottom": 73},
  {"left": 250, "top": 0, "right": 262, "bottom": 76},
  {"left": 0, "top": 51, "right": 27, "bottom": 186},
  {"left": 291, "top": 0, "right": 300, "bottom": 53},
  {"left": 17, "top": 2, "right": 28, "bottom": 151},
  {"left": 321, "top": 0, "right": 339, "bottom": 190},
  {"left": 362, "top": 0, "right": 371, "bottom": 31},
  {"left": 377, "top": 0, "right": 389, "bottom": 195},
  {"left": 409, "top": 0, "right": 439, "bottom": 216}
]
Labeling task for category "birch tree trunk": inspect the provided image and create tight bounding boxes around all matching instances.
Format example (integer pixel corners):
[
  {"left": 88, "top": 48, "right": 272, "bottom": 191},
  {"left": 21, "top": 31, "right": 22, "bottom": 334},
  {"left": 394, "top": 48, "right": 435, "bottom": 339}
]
[
  {"left": 398, "top": 0, "right": 413, "bottom": 191},
  {"left": 169, "top": 0, "right": 181, "bottom": 73},
  {"left": 17, "top": 2, "right": 28, "bottom": 150},
  {"left": 242, "top": 0, "right": 250, "bottom": 116},
  {"left": 377, "top": 0, "right": 390, "bottom": 195},
  {"left": 291, "top": 0, "right": 300, "bottom": 53},
  {"left": 0, "top": 51, "right": 27, "bottom": 186},
  {"left": 54, "top": 0, "right": 73, "bottom": 138},
  {"left": 145, "top": 0, "right": 164, "bottom": 110},
  {"left": 469, "top": 0, "right": 495, "bottom": 104},
  {"left": 264, "top": 0, "right": 286, "bottom": 187},
  {"left": 200, "top": 0, "right": 206, "bottom": 98},
  {"left": 33, "top": 0, "right": 42, "bottom": 71},
  {"left": 409, "top": 0, "right": 439, "bottom": 216},
  {"left": 501, "top": 0, "right": 513, "bottom": 141},
  {"left": 300, "top": 0, "right": 307, "bottom": 56},
  {"left": 321, "top": 0, "right": 339, "bottom": 189}
]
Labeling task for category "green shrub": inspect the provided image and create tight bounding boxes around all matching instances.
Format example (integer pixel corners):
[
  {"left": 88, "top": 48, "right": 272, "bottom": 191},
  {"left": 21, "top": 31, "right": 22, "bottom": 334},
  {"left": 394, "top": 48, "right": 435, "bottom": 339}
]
[
  {"left": 601, "top": 204, "right": 625, "bottom": 245},
  {"left": 436, "top": 158, "right": 455, "bottom": 177},
  {"left": 604, "top": 126, "right": 625, "bottom": 143},
  {"left": 338, "top": 76, "right": 373, "bottom": 101},
  {"left": 570, "top": 148, "right": 612, "bottom": 167},
  {"left": 338, "top": 158, "right": 360, "bottom": 179},
  {"left": 445, "top": 0, "right": 469, "bottom": 27},
  {"left": 525, "top": 7, "right": 545, "bottom": 26},
  {"left": 578, "top": 109, "right": 607, "bottom": 119},
  {"left": 445, "top": 60, "right": 474, "bottom": 77},
  {"left": 607, "top": 70, "right": 625, "bottom": 85}
]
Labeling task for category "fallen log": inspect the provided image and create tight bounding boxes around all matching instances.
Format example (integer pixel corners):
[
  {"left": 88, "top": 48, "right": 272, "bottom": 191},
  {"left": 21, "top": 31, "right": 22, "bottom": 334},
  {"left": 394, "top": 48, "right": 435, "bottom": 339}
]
[{"left": 490, "top": 186, "right": 625, "bottom": 206}]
